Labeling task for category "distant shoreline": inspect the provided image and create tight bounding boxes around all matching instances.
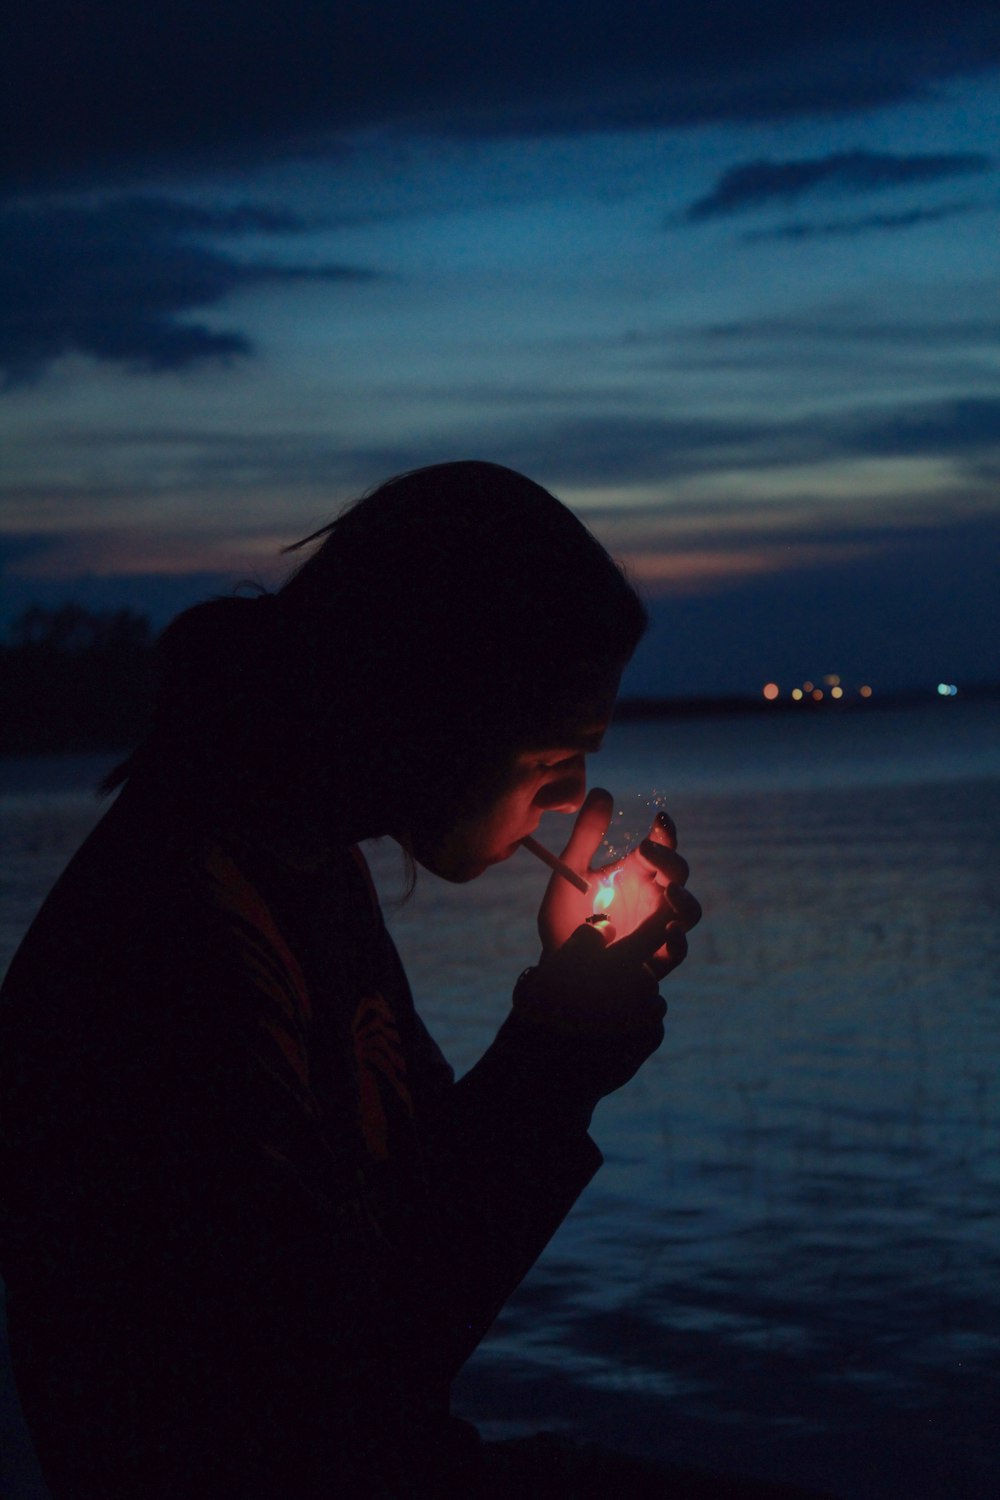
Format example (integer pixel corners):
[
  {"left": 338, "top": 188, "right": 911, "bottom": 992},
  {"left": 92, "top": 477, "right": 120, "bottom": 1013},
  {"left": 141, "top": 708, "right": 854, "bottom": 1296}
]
[
  {"left": 4, "top": 606, "right": 997, "bottom": 755},
  {"left": 2, "top": 683, "right": 996, "bottom": 758},
  {"left": 613, "top": 682, "right": 999, "bottom": 721}
]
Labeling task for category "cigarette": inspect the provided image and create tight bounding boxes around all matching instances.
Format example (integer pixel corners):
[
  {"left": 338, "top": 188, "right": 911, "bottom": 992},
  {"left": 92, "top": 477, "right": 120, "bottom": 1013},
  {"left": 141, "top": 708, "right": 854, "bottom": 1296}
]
[{"left": 520, "top": 836, "right": 591, "bottom": 895}]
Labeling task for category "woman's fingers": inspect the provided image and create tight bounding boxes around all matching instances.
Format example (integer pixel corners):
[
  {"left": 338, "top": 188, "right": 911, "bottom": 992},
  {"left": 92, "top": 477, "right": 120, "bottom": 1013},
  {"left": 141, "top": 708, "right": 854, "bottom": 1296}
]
[
  {"left": 648, "top": 809, "right": 677, "bottom": 849},
  {"left": 612, "top": 893, "right": 674, "bottom": 966},
  {"left": 612, "top": 893, "right": 693, "bottom": 983},
  {"left": 666, "top": 882, "right": 702, "bottom": 930},
  {"left": 648, "top": 922, "right": 689, "bottom": 979},
  {"left": 536, "top": 790, "right": 615, "bottom": 954},
  {"left": 558, "top": 786, "right": 613, "bottom": 873},
  {"left": 637, "top": 838, "right": 690, "bottom": 887}
]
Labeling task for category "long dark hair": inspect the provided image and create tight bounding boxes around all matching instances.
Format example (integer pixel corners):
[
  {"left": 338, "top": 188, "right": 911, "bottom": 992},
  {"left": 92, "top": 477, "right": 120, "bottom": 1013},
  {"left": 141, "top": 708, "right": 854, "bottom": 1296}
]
[{"left": 102, "top": 462, "right": 647, "bottom": 820}]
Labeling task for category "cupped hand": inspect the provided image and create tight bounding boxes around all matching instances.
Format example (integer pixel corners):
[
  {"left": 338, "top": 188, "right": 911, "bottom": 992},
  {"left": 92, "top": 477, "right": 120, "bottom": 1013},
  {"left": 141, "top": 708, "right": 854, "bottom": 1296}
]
[
  {"left": 537, "top": 787, "right": 701, "bottom": 980},
  {"left": 514, "top": 899, "right": 677, "bottom": 1097}
]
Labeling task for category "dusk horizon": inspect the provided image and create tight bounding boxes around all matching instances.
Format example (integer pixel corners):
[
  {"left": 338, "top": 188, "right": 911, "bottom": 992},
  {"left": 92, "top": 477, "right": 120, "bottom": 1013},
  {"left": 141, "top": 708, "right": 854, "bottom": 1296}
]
[{"left": 3, "top": 1, "right": 998, "bottom": 700}]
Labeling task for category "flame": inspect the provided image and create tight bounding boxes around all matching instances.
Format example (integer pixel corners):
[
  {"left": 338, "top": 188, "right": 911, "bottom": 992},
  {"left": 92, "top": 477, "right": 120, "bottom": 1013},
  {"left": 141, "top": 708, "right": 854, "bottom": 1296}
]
[{"left": 593, "top": 869, "right": 620, "bottom": 914}]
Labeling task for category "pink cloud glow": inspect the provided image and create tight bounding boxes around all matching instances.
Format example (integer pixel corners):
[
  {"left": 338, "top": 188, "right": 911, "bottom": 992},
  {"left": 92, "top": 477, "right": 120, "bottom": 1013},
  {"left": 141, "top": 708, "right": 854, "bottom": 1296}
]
[{"left": 620, "top": 540, "right": 875, "bottom": 595}]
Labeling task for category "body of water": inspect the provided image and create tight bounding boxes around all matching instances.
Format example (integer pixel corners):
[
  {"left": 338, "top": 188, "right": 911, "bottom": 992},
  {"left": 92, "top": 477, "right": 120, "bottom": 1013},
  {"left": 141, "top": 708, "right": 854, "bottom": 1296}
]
[{"left": 1, "top": 702, "right": 998, "bottom": 1498}]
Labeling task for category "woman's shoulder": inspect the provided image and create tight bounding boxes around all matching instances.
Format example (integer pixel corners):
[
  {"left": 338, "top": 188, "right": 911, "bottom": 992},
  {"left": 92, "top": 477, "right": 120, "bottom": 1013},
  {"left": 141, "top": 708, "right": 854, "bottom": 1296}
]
[{"left": 0, "top": 782, "right": 239, "bottom": 1009}]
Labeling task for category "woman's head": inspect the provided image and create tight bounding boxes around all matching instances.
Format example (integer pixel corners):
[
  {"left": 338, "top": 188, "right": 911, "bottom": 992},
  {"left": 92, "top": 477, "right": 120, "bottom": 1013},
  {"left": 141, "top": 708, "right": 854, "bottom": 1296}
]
[
  {"left": 109, "top": 461, "right": 647, "bottom": 844},
  {"left": 275, "top": 461, "right": 645, "bottom": 805}
]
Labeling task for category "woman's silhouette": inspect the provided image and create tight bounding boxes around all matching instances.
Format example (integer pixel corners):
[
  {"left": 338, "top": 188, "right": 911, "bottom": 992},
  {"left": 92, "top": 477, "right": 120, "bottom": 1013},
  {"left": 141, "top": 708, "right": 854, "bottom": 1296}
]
[{"left": 0, "top": 462, "right": 723, "bottom": 1497}]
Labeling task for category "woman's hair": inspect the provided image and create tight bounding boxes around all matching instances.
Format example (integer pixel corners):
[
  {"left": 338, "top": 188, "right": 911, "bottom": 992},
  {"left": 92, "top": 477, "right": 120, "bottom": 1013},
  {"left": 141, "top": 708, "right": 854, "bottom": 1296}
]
[{"left": 102, "top": 461, "right": 647, "bottom": 814}]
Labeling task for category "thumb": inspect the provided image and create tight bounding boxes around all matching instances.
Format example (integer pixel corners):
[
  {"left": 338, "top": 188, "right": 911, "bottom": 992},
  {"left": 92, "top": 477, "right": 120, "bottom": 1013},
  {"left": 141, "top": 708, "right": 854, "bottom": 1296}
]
[
  {"left": 559, "top": 918, "right": 616, "bottom": 963},
  {"left": 558, "top": 786, "right": 613, "bottom": 872}
]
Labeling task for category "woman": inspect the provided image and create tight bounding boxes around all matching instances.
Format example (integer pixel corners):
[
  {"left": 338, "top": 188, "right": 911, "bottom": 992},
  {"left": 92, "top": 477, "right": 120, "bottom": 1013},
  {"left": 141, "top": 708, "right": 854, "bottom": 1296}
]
[{"left": 0, "top": 462, "right": 701, "bottom": 1498}]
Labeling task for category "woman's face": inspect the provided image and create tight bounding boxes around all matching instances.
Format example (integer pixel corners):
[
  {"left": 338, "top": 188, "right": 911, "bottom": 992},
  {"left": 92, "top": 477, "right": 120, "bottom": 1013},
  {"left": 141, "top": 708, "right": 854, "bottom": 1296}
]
[{"left": 405, "top": 672, "right": 620, "bottom": 883}]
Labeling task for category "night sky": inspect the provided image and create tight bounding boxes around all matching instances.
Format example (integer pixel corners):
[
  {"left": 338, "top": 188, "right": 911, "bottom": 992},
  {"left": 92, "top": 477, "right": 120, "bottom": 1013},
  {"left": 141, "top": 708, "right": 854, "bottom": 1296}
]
[{"left": 2, "top": 1, "right": 998, "bottom": 697}]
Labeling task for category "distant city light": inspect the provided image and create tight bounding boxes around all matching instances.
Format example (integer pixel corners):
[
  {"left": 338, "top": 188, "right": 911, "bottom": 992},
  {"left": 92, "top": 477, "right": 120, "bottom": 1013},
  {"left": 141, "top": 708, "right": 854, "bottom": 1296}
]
[
  {"left": 937, "top": 683, "right": 959, "bottom": 697},
  {"left": 755, "top": 677, "right": 878, "bottom": 703}
]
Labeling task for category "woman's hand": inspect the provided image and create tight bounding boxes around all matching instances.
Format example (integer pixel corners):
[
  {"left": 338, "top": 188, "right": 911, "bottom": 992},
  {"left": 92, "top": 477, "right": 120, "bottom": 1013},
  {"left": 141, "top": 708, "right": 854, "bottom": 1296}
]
[
  {"left": 537, "top": 787, "right": 701, "bottom": 979},
  {"left": 517, "top": 898, "right": 669, "bottom": 1035},
  {"left": 514, "top": 790, "right": 702, "bottom": 1099},
  {"left": 512, "top": 905, "right": 675, "bottom": 1098}
]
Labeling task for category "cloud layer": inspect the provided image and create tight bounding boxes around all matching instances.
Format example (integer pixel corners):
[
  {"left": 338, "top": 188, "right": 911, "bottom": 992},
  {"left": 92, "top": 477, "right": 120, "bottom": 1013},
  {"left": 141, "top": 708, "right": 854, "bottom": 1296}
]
[
  {"left": 0, "top": 197, "right": 377, "bottom": 383},
  {"left": 5, "top": 1, "right": 999, "bottom": 186},
  {"left": 740, "top": 202, "right": 984, "bottom": 242},
  {"left": 685, "top": 150, "right": 991, "bottom": 220}
]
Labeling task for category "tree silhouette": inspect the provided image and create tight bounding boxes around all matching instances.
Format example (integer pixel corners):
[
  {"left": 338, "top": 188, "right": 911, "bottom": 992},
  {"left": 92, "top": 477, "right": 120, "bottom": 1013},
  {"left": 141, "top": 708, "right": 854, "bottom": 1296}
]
[
  {"left": 1, "top": 604, "right": 155, "bottom": 752},
  {"left": 9, "top": 602, "right": 152, "bottom": 655}
]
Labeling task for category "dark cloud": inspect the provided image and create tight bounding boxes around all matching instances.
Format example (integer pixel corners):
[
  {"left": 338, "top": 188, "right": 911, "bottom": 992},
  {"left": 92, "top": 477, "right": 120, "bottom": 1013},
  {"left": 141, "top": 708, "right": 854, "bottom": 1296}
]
[
  {"left": 680, "top": 309, "right": 1000, "bottom": 370},
  {"left": 691, "top": 311, "right": 1000, "bottom": 351},
  {"left": 501, "top": 393, "right": 1000, "bottom": 489},
  {"left": 616, "top": 305, "right": 1000, "bottom": 388},
  {"left": 562, "top": 311, "right": 1000, "bottom": 391},
  {"left": 503, "top": 413, "right": 778, "bottom": 485},
  {"left": 6, "top": 386, "right": 997, "bottom": 502},
  {"left": 740, "top": 200, "right": 984, "bottom": 242},
  {"left": 0, "top": 196, "right": 379, "bottom": 385},
  {"left": 686, "top": 151, "right": 991, "bottom": 221},
  {"left": 4, "top": 2, "right": 999, "bottom": 188},
  {"left": 847, "top": 396, "right": 1000, "bottom": 459},
  {"left": 41, "top": 392, "right": 1000, "bottom": 503}
]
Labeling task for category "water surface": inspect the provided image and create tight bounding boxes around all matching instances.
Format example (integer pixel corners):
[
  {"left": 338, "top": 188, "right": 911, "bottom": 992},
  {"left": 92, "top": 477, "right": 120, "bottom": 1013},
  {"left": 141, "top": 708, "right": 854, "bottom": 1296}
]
[{"left": 1, "top": 704, "right": 997, "bottom": 1498}]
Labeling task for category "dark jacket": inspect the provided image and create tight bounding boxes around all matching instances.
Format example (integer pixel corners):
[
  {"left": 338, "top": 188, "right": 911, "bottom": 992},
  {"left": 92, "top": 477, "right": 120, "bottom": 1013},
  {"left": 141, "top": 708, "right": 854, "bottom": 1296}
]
[{"left": 0, "top": 780, "right": 602, "bottom": 1498}]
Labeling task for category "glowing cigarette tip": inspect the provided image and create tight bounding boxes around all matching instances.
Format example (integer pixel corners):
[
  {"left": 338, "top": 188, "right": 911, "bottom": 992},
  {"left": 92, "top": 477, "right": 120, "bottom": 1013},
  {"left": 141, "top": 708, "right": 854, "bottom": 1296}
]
[{"left": 520, "top": 836, "right": 590, "bottom": 894}]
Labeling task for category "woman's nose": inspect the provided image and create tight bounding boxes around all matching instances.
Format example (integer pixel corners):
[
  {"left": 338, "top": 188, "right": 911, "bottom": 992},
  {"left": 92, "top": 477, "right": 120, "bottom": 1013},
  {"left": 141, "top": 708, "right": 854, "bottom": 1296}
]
[{"left": 536, "top": 760, "right": 587, "bottom": 814}]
